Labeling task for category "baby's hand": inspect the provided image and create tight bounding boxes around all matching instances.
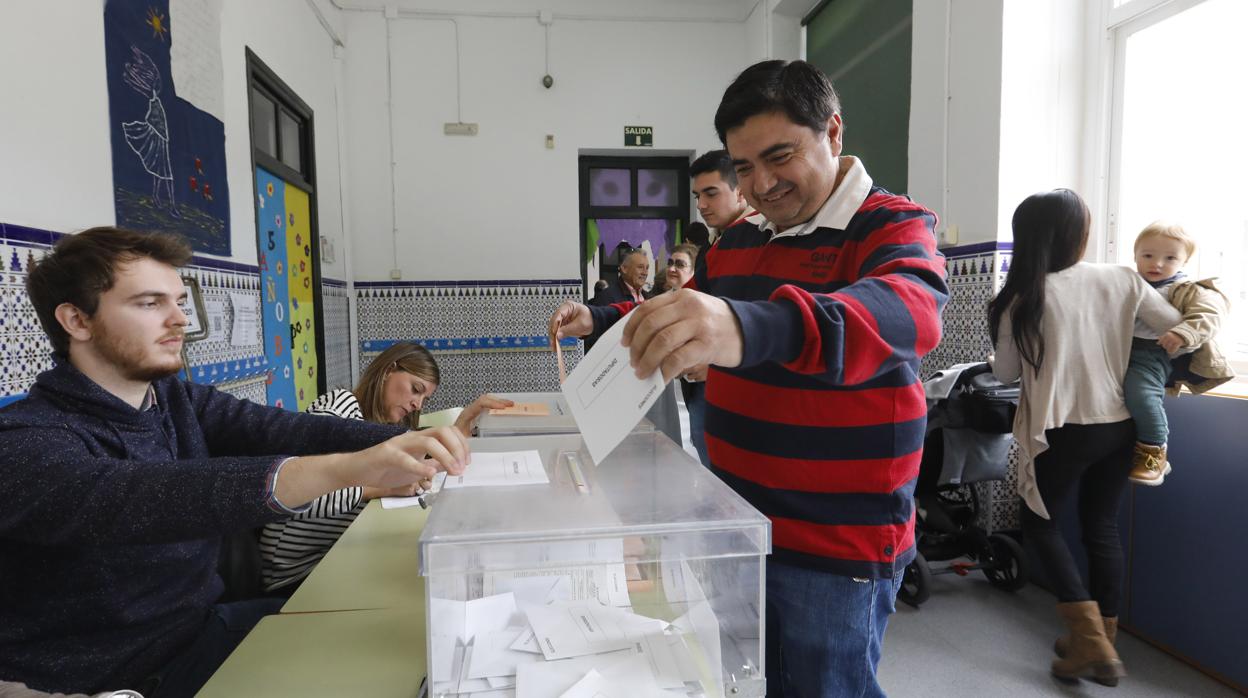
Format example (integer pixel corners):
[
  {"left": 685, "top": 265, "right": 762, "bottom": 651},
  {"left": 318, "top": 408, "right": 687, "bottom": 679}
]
[{"left": 1157, "top": 331, "right": 1185, "bottom": 354}]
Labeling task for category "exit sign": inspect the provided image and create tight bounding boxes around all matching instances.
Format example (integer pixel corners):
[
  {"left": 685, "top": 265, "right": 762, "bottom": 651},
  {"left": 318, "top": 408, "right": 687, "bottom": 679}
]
[{"left": 624, "top": 126, "right": 653, "bottom": 147}]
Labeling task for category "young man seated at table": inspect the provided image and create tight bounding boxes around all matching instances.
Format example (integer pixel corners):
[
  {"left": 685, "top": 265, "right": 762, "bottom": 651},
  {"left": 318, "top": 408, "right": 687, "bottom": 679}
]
[{"left": 0, "top": 227, "right": 470, "bottom": 698}]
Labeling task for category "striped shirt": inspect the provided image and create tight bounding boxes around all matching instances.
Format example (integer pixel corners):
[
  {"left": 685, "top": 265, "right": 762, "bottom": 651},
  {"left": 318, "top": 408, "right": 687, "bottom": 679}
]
[
  {"left": 258, "top": 389, "right": 367, "bottom": 591},
  {"left": 590, "top": 158, "right": 948, "bottom": 578}
]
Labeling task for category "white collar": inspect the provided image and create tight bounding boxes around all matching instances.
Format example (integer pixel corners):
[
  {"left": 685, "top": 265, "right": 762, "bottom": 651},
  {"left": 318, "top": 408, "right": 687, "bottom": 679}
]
[{"left": 761, "top": 156, "right": 872, "bottom": 238}]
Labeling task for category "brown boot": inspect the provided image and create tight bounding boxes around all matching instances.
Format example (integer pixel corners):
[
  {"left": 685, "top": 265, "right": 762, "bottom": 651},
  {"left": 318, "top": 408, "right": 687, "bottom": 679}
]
[
  {"left": 1052, "top": 601, "right": 1126, "bottom": 685},
  {"left": 1128, "top": 442, "right": 1170, "bottom": 485},
  {"left": 1054, "top": 615, "right": 1117, "bottom": 657}
]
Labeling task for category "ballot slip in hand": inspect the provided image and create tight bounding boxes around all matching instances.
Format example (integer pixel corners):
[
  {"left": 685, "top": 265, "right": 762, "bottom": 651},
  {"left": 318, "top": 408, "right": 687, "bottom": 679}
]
[
  {"left": 552, "top": 335, "right": 568, "bottom": 384},
  {"left": 560, "top": 318, "right": 665, "bottom": 464}
]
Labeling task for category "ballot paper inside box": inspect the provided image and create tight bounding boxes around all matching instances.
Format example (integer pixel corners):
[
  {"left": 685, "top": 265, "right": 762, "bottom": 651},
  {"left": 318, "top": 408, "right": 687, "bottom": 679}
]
[
  {"left": 476, "top": 391, "right": 656, "bottom": 438},
  {"left": 418, "top": 431, "right": 771, "bottom": 698}
]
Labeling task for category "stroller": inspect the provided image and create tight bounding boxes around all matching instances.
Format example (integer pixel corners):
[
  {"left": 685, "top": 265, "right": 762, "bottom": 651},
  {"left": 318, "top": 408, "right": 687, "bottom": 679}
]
[{"left": 899, "top": 362, "right": 1029, "bottom": 607}]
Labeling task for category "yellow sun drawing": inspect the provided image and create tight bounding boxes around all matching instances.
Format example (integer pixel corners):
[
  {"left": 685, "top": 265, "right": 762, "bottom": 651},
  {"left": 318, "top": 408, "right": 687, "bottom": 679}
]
[{"left": 146, "top": 7, "right": 169, "bottom": 42}]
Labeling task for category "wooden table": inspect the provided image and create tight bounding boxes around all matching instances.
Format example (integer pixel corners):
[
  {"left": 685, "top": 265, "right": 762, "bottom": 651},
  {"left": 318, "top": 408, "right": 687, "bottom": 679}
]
[
  {"left": 282, "top": 500, "right": 429, "bottom": 613},
  {"left": 201, "top": 501, "right": 431, "bottom": 695},
  {"left": 196, "top": 607, "right": 426, "bottom": 697}
]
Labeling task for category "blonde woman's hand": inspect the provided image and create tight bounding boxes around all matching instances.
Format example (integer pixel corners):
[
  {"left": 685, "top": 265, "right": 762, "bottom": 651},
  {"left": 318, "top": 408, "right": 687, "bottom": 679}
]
[{"left": 454, "top": 394, "right": 515, "bottom": 437}]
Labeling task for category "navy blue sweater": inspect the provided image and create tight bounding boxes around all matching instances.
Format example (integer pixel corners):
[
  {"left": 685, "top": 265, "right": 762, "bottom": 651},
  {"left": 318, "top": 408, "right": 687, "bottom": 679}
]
[{"left": 0, "top": 361, "right": 404, "bottom": 694}]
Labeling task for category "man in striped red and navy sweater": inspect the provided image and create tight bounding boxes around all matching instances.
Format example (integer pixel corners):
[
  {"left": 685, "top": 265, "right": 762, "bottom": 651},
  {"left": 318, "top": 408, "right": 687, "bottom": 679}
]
[{"left": 550, "top": 60, "right": 947, "bottom": 697}]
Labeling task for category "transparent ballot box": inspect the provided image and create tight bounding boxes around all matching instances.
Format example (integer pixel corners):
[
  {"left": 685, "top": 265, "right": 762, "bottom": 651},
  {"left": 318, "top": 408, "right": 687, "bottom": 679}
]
[
  {"left": 419, "top": 432, "right": 770, "bottom": 697},
  {"left": 475, "top": 391, "right": 655, "bottom": 438}
]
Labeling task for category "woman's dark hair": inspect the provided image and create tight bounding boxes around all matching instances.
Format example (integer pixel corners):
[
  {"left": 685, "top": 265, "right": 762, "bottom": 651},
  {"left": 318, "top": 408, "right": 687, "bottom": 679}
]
[
  {"left": 987, "top": 189, "right": 1090, "bottom": 373},
  {"left": 714, "top": 60, "right": 841, "bottom": 145}
]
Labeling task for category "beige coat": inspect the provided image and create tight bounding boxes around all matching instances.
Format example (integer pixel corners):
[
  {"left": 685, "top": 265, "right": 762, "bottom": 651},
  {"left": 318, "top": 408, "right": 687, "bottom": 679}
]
[
  {"left": 991, "top": 263, "right": 1183, "bottom": 518},
  {"left": 1165, "top": 278, "right": 1235, "bottom": 396}
]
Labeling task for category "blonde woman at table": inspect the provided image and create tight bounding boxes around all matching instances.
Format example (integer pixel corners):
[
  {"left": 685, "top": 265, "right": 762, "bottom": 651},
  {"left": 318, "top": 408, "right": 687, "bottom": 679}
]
[{"left": 258, "top": 342, "right": 511, "bottom": 593}]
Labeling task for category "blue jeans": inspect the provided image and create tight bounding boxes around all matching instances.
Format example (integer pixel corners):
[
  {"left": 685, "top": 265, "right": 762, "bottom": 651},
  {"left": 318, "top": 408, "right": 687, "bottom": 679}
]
[
  {"left": 765, "top": 560, "right": 904, "bottom": 697},
  {"left": 1124, "top": 337, "right": 1171, "bottom": 445},
  {"left": 140, "top": 598, "right": 284, "bottom": 698},
  {"left": 686, "top": 382, "right": 709, "bottom": 466}
]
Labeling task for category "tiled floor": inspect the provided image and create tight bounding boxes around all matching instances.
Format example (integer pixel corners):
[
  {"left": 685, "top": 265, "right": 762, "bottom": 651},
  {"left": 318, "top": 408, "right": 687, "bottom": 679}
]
[{"left": 878, "top": 569, "right": 1240, "bottom": 697}]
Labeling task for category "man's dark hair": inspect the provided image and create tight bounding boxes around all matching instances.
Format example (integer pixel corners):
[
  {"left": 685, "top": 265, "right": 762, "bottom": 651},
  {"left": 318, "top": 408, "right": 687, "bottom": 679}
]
[
  {"left": 690, "top": 150, "right": 737, "bottom": 188},
  {"left": 714, "top": 60, "right": 841, "bottom": 144},
  {"left": 27, "top": 226, "right": 193, "bottom": 355}
]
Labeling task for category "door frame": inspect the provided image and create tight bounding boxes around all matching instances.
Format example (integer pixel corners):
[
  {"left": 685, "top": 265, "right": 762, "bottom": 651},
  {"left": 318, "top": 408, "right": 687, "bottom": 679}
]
[
  {"left": 245, "top": 48, "right": 327, "bottom": 399},
  {"left": 577, "top": 154, "right": 691, "bottom": 301}
]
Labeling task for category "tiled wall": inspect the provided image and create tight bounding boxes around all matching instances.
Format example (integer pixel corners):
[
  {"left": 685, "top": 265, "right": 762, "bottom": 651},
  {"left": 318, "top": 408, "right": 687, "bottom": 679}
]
[
  {"left": 321, "top": 278, "right": 352, "bottom": 391},
  {"left": 180, "top": 259, "right": 268, "bottom": 402},
  {"left": 0, "top": 227, "right": 56, "bottom": 398},
  {"left": 0, "top": 223, "right": 354, "bottom": 407},
  {"left": 925, "top": 242, "right": 1020, "bottom": 532},
  {"left": 353, "top": 280, "right": 585, "bottom": 412}
]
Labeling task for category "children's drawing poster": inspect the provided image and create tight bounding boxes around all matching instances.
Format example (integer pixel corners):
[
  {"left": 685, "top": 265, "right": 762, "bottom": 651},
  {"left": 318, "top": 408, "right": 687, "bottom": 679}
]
[{"left": 104, "top": 0, "right": 231, "bottom": 255}]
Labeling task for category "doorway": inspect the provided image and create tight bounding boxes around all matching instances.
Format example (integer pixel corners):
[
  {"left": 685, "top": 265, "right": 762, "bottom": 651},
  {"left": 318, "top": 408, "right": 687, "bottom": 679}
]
[{"left": 578, "top": 155, "right": 690, "bottom": 302}]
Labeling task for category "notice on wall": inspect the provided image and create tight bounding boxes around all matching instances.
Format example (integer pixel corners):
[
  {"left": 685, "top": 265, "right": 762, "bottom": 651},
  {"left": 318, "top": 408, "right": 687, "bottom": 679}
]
[
  {"left": 229, "top": 292, "right": 260, "bottom": 347},
  {"left": 203, "top": 298, "right": 228, "bottom": 343}
]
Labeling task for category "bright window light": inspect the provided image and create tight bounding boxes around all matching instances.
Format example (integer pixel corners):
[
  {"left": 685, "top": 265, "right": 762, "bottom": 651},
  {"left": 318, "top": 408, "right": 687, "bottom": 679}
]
[{"left": 1114, "top": 0, "right": 1248, "bottom": 372}]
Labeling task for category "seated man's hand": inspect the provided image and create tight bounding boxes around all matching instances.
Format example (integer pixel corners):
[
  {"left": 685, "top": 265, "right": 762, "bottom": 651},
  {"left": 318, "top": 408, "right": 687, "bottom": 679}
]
[
  {"left": 277, "top": 427, "right": 468, "bottom": 509},
  {"left": 454, "top": 394, "right": 515, "bottom": 437},
  {"left": 548, "top": 301, "right": 594, "bottom": 342},
  {"left": 357, "top": 426, "right": 470, "bottom": 487},
  {"left": 622, "top": 289, "right": 744, "bottom": 383},
  {"left": 1157, "top": 331, "right": 1186, "bottom": 354},
  {"left": 361, "top": 482, "right": 424, "bottom": 501},
  {"left": 683, "top": 364, "right": 709, "bottom": 382}
]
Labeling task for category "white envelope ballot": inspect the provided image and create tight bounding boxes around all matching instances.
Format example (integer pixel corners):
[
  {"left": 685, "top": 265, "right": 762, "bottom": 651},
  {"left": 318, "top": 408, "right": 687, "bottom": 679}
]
[
  {"left": 521, "top": 602, "right": 635, "bottom": 660},
  {"left": 557, "top": 669, "right": 607, "bottom": 698},
  {"left": 469, "top": 628, "right": 546, "bottom": 679},
  {"left": 516, "top": 652, "right": 655, "bottom": 698},
  {"left": 624, "top": 626, "right": 698, "bottom": 691},
  {"left": 561, "top": 314, "right": 666, "bottom": 464}
]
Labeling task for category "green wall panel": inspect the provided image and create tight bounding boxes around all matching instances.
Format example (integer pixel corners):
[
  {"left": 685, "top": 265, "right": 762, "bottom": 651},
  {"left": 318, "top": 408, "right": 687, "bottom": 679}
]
[{"left": 806, "top": 0, "right": 912, "bottom": 194}]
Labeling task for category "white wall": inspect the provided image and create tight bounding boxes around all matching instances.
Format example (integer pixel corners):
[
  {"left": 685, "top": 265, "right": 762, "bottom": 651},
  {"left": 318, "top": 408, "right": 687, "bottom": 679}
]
[
  {"left": 909, "top": 0, "right": 1094, "bottom": 247},
  {"left": 0, "top": 0, "right": 350, "bottom": 277},
  {"left": 341, "top": 9, "right": 751, "bottom": 282},
  {"left": 770, "top": 10, "right": 802, "bottom": 63},
  {"left": 0, "top": 1, "right": 115, "bottom": 236},
  {"left": 908, "top": 0, "right": 1004, "bottom": 246},
  {"left": 218, "top": 0, "right": 350, "bottom": 276},
  {"left": 745, "top": 0, "right": 769, "bottom": 63},
  {"left": 997, "top": 0, "right": 1087, "bottom": 241}
]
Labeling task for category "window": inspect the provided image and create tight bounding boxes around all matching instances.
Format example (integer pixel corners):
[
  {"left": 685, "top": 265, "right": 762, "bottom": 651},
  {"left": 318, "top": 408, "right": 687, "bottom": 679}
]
[
  {"left": 1106, "top": 0, "right": 1248, "bottom": 379},
  {"left": 278, "top": 109, "right": 303, "bottom": 172},
  {"left": 578, "top": 156, "right": 690, "bottom": 301},
  {"left": 251, "top": 87, "right": 277, "bottom": 157},
  {"left": 247, "top": 70, "right": 312, "bottom": 185}
]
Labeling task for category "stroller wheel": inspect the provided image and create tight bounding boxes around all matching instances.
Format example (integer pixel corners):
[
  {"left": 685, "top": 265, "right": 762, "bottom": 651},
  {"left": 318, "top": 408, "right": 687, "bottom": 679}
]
[
  {"left": 898, "top": 553, "right": 932, "bottom": 608},
  {"left": 982, "top": 533, "right": 1029, "bottom": 592}
]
